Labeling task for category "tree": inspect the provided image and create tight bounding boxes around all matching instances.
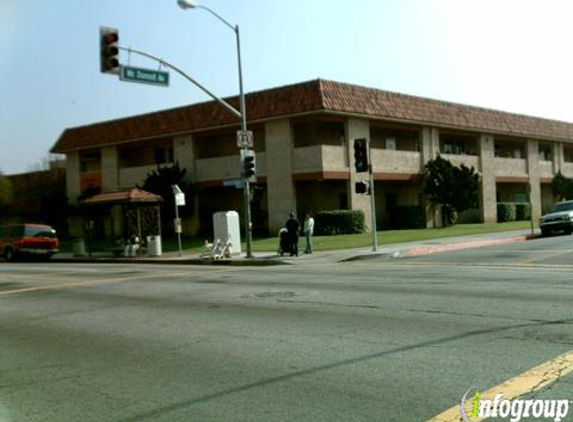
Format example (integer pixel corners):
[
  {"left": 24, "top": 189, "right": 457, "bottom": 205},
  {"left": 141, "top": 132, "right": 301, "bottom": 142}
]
[
  {"left": 552, "top": 171, "right": 573, "bottom": 201},
  {"left": 9, "top": 166, "right": 69, "bottom": 234},
  {"left": 140, "top": 162, "right": 195, "bottom": 229},
  {"left": 424, "top": 155, "right": 480, "bottom": 226},
  {"left": 0, "top": 171, "right": 13, "bottom": 217}
]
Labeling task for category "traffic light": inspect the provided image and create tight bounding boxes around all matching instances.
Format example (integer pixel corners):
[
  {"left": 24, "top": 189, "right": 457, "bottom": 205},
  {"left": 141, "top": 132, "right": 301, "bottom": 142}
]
[
  {"left": 355, "top": 180, "right": 370, "bottom": 195},
  {"left": 353, "top": 138, "right": 369, "bottom": 173},
  {"left": 242, "top": 152, "right": 256, "bottom": 178},
  {"left": 100, "top": 27, "right": 120, "bottom": 74}
]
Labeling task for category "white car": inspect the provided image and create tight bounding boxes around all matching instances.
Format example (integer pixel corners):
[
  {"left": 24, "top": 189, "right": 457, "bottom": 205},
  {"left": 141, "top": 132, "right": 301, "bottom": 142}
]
[{"left": 539, "top": 200, "right": 573, "bottom": 236}]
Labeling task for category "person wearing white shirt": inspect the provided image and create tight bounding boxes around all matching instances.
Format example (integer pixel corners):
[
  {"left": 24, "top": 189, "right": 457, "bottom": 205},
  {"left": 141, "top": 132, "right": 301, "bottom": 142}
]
[{"left": 303, "top": 211, "right": 315, "bottom": 254}]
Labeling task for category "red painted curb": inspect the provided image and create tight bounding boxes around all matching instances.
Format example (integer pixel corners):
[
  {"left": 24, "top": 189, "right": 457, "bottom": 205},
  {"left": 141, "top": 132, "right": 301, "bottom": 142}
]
[{"left": 407, "top": 235, "right": 534, "bottom": 257}]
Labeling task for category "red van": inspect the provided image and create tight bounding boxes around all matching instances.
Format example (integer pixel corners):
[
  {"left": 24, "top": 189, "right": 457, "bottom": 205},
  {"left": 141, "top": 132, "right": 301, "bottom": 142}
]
[{"left": 0, "top": 224, "right": 59, "bottom": 262}]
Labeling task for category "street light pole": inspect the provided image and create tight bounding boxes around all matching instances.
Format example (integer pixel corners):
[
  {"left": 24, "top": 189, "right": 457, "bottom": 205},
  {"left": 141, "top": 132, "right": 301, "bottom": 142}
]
[{"left": 177, "top": 0, "right": 253, "bottom": 258}]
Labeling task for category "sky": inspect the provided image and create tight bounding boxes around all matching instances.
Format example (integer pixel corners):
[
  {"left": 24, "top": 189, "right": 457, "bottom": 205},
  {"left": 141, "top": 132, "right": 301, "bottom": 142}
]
[{"left": 2, "top": 0, "right": 573, "bottom": 175}]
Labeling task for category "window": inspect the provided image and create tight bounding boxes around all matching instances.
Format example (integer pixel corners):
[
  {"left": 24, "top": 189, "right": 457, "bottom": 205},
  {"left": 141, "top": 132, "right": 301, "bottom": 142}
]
[
  {"left": 539, "top": 146, "right": 552, "bottom": 161},
  {"left": 80, "top": 153, "right": 100, "bottom": 173},
  {"left": 386, "top": 138, "right": 396, "bottom": 150},
  {"left": 153, "top": 146, "right": 174, "bottom": 165}
]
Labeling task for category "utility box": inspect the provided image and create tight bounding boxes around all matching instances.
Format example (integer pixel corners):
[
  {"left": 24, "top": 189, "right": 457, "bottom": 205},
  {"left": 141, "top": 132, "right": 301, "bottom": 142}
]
[{"left": 213, "top": 211, "right": 241, "bottom": 255}]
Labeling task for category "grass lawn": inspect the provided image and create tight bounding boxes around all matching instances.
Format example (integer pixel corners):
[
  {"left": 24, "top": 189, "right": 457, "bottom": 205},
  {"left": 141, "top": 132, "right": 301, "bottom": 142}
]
[
  {"left": 60, "top": 221, "right": 533, "bottom": 255},
  {"left": 248, "top": 221, "right": 533, "bottom": 252}
]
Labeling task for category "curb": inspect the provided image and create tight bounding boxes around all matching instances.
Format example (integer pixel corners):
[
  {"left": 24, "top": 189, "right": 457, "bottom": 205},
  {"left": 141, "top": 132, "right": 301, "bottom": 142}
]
[
  {"left": 42, "top": 234, "right": 541, "bottom": 267},
  {"left": 338, "top": 234, "right": 539, "bottom": 262},
  {"left": 406, "top": 234, "right": 538, "bottom": 257},
  {"left": 48, "top": 257, "right": 290, "bottom": 267}
]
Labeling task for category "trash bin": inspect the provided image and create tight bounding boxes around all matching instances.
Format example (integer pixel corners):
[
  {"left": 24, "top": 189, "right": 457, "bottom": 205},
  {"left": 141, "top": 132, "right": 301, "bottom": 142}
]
[
  {"left": 72, "top": 239, "right": 86, "bottom": 257},
  {"left": 147, "top": 235, "right": 162, "bottom": 257}
]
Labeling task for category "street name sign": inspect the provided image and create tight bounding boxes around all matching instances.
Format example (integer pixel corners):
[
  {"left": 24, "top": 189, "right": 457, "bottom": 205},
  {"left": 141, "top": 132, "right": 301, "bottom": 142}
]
[
  {"left": 223, "top": 179, "right": 244, "bottom": 189},
  {"left": 120, "top": 65, "right": 169, "bottom": 87}
]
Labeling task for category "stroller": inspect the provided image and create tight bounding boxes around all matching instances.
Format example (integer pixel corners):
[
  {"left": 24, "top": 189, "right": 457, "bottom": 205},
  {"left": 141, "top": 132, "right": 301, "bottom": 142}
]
[{"left": 277, "top": 228, "right": 291, "bottom": 256}]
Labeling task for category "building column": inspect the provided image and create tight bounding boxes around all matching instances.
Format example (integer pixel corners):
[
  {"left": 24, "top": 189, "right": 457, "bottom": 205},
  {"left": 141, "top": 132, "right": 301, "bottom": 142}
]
[
  {"left": 174, "top": 135, "right": 199, "bottom": 236},
  {"left": 479, "top": 134, "right": 497, "bottom": 223},
  {"left": 421, "top": 127, "right": 440, "bottom": 227},
  {"left": 265, "top": 119, "right": 297, "bottom": 233},
  {"left": 420, "top": 127, "right": 440, "bottom": 163},
  {"left": 66, "top": 151, "right": 81, "bottom": 204},
  {"left": 345, "top": 118, "right": 372, "bottom": 233},
  {"left": 553, "top": 142, "right": 563, "bottom": 175},
  {"left": 174, "top": 135, "right": 196, "bottom": 179},
  {"left": 101, "top": 146, "right": 119, "bottom": 192},
  {"left": 527, "top": 139, "right": 542, "bottom": 220}
]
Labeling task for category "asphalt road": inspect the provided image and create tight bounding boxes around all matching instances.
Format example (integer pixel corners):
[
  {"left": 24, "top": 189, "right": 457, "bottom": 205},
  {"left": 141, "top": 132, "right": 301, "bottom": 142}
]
[{"left": 1, "top": 235, "right": 573, "bottom": 422}]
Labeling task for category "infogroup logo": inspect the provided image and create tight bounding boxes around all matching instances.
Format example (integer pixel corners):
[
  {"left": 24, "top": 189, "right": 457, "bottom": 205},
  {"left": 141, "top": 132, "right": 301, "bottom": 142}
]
[{"left": 461, "top": 387, "right": 571, "bottom": 422}]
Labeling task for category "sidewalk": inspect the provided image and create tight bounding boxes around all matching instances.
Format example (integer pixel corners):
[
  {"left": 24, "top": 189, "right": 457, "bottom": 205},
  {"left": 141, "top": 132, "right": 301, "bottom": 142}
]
[{"left": 51, "top": 229, "right": 539, "bottom": 266}]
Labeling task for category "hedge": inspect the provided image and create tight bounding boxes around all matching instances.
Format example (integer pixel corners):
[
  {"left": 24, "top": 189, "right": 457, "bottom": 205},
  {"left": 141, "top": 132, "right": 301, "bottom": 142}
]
[
  {"left": 497, "top": 202, "right": 531, "bottom": 222},
  {"left": 314, "top": 210, "right": 365, "bottom": 235},
  {"left": 389, "top": 205, "right": 426, "bottom": 229},
  {"left": 515, "top": 203, "right": 531, "bottom": 221},
  {"left": 497, "top": 203, "right": 517, "bottom": 222}
]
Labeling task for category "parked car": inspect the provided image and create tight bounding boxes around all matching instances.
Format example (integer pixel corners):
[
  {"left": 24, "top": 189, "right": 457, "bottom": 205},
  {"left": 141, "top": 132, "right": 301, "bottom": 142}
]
[
  {"left": 0, "top": 224, "right": 59, "bottom": 262},
  {"left": 539, "top": 200, "right": 573, "bottom": 236}
]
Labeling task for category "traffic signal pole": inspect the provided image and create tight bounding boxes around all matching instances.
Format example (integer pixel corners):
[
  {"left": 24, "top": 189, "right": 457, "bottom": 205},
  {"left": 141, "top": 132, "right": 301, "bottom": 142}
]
[
  {"left": 114, "top": 44, "right": 254, "bottom": 259},
  {"left": 353, "top": 138, "right": 378, "bottom": 252},
  {"left": 369, "top": 161, "right": 378, "bottom": 252}
]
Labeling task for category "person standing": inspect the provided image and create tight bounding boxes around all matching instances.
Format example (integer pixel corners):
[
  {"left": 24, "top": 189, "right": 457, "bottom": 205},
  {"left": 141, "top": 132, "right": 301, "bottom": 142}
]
[
  {"left": 303, "top": 211, "right": 314, "bottom": 254},
  {"left": 285, "top": 212, "right": 300, "bottom": 257}
]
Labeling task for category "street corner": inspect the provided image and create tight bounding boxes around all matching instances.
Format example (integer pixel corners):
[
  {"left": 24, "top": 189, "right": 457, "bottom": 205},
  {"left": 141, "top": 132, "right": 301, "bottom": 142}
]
[{"left": 406, "top": 234, "right": 535, "bottom": 257}]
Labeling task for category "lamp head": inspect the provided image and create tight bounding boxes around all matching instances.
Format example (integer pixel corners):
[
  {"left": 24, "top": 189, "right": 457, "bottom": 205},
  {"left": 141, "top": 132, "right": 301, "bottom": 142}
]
[{"left": 177, "top": 0, "right": 199, "bottom": 9}]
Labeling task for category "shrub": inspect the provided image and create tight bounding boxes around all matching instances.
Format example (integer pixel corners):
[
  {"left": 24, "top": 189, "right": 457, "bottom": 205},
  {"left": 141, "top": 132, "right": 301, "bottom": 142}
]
[
  {"left": 390, "top": 205, "right": 426, "bottom": 229},
  {"left": 497, "top": 203, "right": 516, "bottom": 222},
  {"left": 515, "top": 203, "right": 531, "bottom": 221},
  {"left": 315, "top": 210, "right": 365, "bottom": 235},
  {"left": 457, "top": 208, "right": 481, "bottom": 224}
]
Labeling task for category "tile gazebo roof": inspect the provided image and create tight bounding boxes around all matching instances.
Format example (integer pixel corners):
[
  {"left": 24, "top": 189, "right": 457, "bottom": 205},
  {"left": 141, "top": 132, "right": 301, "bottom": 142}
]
[
  {"left": 51, "top": 79, "right": 573, "bottom": 153},
  {"left": 80, "top": 188, "right": 163, "bottom": 206}
]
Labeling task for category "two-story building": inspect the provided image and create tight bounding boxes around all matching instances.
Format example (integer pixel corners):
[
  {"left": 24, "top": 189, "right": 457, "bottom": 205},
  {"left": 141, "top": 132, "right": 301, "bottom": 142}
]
[{"left": 51, "top": 79, "right": 573, "bottom": 236}]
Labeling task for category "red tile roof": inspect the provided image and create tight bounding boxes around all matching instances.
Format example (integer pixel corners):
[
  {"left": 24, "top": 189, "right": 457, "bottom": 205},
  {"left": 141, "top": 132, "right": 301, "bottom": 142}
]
[
  {"left": 51, "top": 79, "right": 573, "bottom": 153},
  {"left": 80, "top": 188, "right": 163, "bottom": 205}
]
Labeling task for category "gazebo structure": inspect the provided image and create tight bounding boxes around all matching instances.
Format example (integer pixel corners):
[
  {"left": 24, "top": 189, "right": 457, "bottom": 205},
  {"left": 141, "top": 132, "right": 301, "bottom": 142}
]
[{"left": 79, "top": 188, "right": 163, "bottom": 245}]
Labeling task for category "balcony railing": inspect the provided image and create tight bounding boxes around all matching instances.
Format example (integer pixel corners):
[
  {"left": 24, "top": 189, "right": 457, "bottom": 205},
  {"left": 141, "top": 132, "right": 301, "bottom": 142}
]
[
  {"left": 561, "top": 162, "right": 573, "bottom": 178},
  {"left": 196, "top": 153, "right": 267, "bottom": 182},
  {"left": 292, "top": 145, "right": 346, "bottom": 174},
  {"left": 79, "top": 171, "right": 102, "bottom": 191},
  {"left": 538, "top": 161, "right": 554, "bottom": 178},
  {"left": 370, "top": 149, "right": 421, "bottom": 174},
  {"left": 118, "top": 165, "right": 157, "bottom": 189},
  {"left": 494, "top": 157, "right": 527, "bottom": 177},
  {"left": 440, "top": 153, "right": 479, "bottom": 170}
]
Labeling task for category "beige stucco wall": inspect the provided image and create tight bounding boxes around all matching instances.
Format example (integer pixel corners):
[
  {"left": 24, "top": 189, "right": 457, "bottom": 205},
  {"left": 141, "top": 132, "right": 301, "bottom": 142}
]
[
  {"left": 101, "top": 146, "right": 119, "bottom": 192},
  {"left": 370, "top": 149, "right": 421, "bottom": 173},
  {"left": 538, "top": 161, "right": 554, "bottom": 179},
  {"left": 174, "top": 135, "right": 196, "bottom": 182},
  {"left": 562, "top": 162, "right": 573, "bottom": 178},
  {"left": 421, "top": 127, "right": 440, "bottom": 227},
  {"left": 479, "top": 134, "right": 497, "bottom": 223},
  {"left": 66, "top": 151, "right": 81, "bottom": 204},
  {"left": 345, "top": 118, "right": 372, "bottom": 233},
  {"left": 441, "top": 154, "right": 479, "bottom": 170},
  {"left": 494, "top": 158, "right": 528, "bottom": 177},
  {"left": 265, "top": 119, "right": 297, "bottom": 232},
  {"left": 527, "top": 139, "right": 542, "bottom": 219},
  {"left": 118, "top": 165, "right": 156, "bottom": 189}
]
